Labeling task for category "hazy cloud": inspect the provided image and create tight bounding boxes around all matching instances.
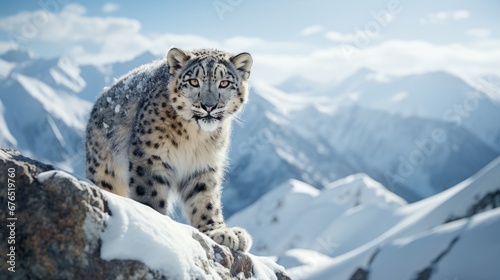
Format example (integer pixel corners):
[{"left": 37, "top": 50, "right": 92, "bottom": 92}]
[
  {"left": 325, "top": 31, "right": 378, "bottom": 43},
  {"left": 466, "top": 28, "right": 490, "bottom": 39},
  {"left": 419, "top": 10, "right": 470, "bottom": 25},
  {"left": 102, "top": 3, "right": 120, "bottom": 14},
  {"left": 0, "top": 5, "right": 497, "bottom": 87},
  {"left": 300, "top": 25, "right": 324, "bottom": 36}
]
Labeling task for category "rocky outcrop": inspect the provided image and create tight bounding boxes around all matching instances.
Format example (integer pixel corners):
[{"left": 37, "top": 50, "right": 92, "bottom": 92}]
[{"left": 0, "top": 148, "right": 290, "bottom": 279}]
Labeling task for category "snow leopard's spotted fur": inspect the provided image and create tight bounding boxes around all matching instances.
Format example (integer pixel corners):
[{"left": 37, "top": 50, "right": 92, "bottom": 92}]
[{"left": 85, "top": 48, "right": 253, "bottom": 251}]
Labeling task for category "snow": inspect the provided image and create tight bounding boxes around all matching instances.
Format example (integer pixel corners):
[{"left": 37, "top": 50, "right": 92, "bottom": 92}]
[
  {"left": 0, "top": 100, "right": 16, "bottom": 146},
  {"left": 99, "top": 190, "right": 289, "bottom": 279},
  {"left": 230, "top": 157, "right": 500, "bottom": 279},
  {"left": 431, "top": 209, "right": 500, "bottom": 280},
  {"left": 228, "top": 174, "right": 406, "bottom": 257},
  {"left": 302, "top": 208, "right": 500, "bottom": 280},
  {"left": 15, "top": 74, "right": 92, "bottom": 130},
  {"left": 49, "top": 56, "right": 86, "bottom": 93},
  {"left": 277, "top": 249, "right": 332, "bottom": 269},
  {"left": 100, "top": 191, "right": 222, "bottom": 279},
  {"left": 114, "top": 104, "right": 121, "bottom": 113},
  {"left": 249, "top": 255, "right": 288, "bottom": 280},
  {"left": 47, "top": 115, "right": 66, "bottom": 147},
  {"left": 324, "top": 174, "right": 407, "bottom": 208},
  {"left": 0, "top": 58, "right": 15, "bottom": 78},
  {"left": 37, "top": 170, "right": 79, "bottom": 184}
]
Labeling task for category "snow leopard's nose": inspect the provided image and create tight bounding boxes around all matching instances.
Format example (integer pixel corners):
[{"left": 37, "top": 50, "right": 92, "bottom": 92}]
[
  {"left": 200, "top": 103, "right": 215, "bottom": 112},
  {"left": 201, "top": 87, "right": 217, "bottom": 111}
]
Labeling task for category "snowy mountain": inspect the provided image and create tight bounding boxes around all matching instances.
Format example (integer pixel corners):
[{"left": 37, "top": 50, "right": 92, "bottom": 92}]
[
  {"left": 293, "top": 104, "right": 498, "bottom": 200},
  {"left": 224, "top": 79, "right": 499, "bottom": 214},
  {"left": 78, "top": 51, "right": 158, "bottom": 102},
  {"left": 0, "top": 50, "right": 92, "bottom": 172},
  {"left": 1, "top": 49, "right": 499, "bottom": 218},
  {"left": 275, "top": 75, "right": 319, "bottom": 94},
  {"left": 0, "top": 50, "right": 160, "bottom": 174},
  {"left": 321, "top": 68, "right": 500, "bottom": 152},
  {"left": 0, "top": 49, "right": 33, "bottom": 63},
  {"left": 228, "top": 157, "right": 500, "bottom": 279}
]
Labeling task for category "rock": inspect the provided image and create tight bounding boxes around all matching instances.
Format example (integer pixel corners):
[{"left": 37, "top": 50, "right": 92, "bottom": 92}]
[{"left": 0, "top": 148, "right": 290, "bottom": 279}]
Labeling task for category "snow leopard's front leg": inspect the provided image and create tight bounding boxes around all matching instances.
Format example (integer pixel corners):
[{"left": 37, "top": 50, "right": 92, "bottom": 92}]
[{"left": 181, "top": 168, "right": 252, "bottom": 252}]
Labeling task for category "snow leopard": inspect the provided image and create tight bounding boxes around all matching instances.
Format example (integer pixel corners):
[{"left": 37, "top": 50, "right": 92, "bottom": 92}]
[{"left": 85, "top": 48, "right": 253, "bottom": 251}]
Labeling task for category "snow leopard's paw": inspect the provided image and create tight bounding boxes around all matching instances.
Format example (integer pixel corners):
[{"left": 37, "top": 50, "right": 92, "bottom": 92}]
[{"left": 207, "top": 226, "right": 252, "bottom": 252}]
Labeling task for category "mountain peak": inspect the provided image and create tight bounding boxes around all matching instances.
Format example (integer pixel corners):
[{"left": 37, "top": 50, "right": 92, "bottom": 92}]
[
  {"left": 403, "top": 70, "right": 467, "bottom": 85},
  {"left": 0, "top": 49, "right": 33, "bottom": 62},
  {"left": 134, "top": 51, "right": 158, "bottom": 61},
  {"left": 324, "top": 173, "right": 408, "bottom": 208}
]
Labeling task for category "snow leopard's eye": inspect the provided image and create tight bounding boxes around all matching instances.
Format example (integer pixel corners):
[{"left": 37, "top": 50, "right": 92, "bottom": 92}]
[
  {"left": 219, "top": 80, "right": 231, "bottom": 89},
  {"left": 188, "top": 79, "right": 199, "bottom": 87}
]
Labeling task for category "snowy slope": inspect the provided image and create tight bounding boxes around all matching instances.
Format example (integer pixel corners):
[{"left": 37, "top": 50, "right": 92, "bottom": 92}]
[
  {"left": 228, "top": 174, "right": 407, "bottom": 257},
  {"left": 228, "top": 157, "right": 500, "bottom": 279},
  {"left": 0, "top": 100, "right": 16, "bottom": 146},
  {"left": 0, "top": 59, "right": 15, "bottom": 78},
  {"left": 292, "top": 208, "right": 500, "bottom": 280}
]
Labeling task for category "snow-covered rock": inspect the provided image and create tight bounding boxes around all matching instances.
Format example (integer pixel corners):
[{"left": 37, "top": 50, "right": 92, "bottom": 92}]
[{"left": 0, "top": 148, "right": 290, "bottom": 279}]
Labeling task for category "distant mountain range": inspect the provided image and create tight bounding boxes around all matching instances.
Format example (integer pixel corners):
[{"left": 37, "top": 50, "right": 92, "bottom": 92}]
[
  {"left": 228, "top": 157, "right": 500, "bottom": 279},
  {"left": 224, "top": 70, "right": 500, "bottom": 214},
  {"left": 1, "top": 49, "right": 499, "bottom": 217}
]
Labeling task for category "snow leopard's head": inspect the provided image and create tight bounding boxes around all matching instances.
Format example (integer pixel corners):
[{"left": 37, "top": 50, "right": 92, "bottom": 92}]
[{"left": 167, "top": 48, "right": 253, "bottom": 132}]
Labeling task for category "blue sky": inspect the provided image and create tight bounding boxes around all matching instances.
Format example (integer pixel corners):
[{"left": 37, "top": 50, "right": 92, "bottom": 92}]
[{"left": 0, "top": 0, "right": 499, "bottom": 84}]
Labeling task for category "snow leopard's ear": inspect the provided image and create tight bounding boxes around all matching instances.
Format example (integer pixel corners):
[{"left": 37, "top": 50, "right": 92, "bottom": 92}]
[
  {"left": 167, "top": 48, "right": 190, "bottom": 75},
  {"left": 230, "top": 52, "right": 253, "bottom": 80}
]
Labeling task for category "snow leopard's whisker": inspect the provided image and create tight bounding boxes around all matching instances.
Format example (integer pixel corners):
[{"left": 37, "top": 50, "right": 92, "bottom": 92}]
[{"left": 231, "top": 113, "right": 246, "bottom": 128}]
